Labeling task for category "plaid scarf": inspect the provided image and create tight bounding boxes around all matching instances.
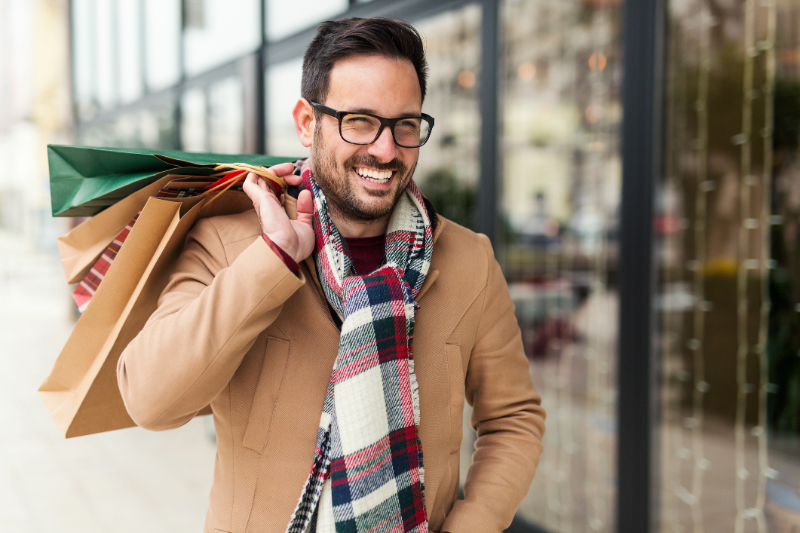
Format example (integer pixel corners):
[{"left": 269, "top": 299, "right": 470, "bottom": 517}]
[{"left": 285, "top": 170, "right": 432, "bottom": 533}]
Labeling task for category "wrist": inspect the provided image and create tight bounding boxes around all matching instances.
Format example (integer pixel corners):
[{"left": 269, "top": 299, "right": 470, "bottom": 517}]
[{"left": 261, "top": 234, "right": 300, "bottom": 272}]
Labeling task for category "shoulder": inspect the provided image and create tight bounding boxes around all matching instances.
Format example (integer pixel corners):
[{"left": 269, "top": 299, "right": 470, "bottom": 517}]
[
  {"left": 185, "top": 209, "right": 261, "bottom": 267},
  {"left": 190, "top": 209, "right": 261, "bottom": 247},
  {"left": 431, "top": 216, "right": 494, "bottom": 285}
]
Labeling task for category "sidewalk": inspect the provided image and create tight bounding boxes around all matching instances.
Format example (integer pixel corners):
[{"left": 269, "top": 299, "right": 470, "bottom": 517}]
[{"left": 0, "top": 232, "right": 216, "bottom": 533}]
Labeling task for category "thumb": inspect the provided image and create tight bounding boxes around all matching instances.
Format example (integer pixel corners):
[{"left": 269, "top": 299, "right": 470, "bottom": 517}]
[{"left": 296, "top": 189, "right": 314, "bottom": 226}]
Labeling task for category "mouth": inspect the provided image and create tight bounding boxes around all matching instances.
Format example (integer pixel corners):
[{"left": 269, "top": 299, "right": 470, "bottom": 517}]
[{"left": 353, "top": 166, "right": 394, "bottom": 187}]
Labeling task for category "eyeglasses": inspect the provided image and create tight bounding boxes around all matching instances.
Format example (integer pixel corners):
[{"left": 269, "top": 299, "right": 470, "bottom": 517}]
[{"left": 311, "top": 102, "right": 434, "bottom": 148}]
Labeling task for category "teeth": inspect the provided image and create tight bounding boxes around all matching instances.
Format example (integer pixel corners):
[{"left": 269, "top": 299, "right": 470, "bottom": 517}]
[{"left": 355, "top": 167, "right": 392, "bottom": 183}]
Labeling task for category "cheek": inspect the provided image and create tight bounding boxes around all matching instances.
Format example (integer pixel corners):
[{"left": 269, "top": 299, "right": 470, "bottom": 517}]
[{"left": 399, "top": 150, "right": 419, "bottom": 173}]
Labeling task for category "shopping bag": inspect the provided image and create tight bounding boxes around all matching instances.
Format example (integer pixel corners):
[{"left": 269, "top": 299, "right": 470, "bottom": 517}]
[
  {"left": 56, "top": 171, "right": 188, "bottom": 283},
  {"left": 49, "top": 144, "right": 294, "bottom": 217},
  {"left": 39, "top": 187, "right": 254, "bottom": 437},
  {"left": 64, "top": 171, "right": 248, "bottom": 302}
]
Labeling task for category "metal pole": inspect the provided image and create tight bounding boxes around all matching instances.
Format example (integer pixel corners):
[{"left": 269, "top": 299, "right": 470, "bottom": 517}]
[
  {"left": 173, "top": 0, "right": 186, "bottom": 151},
  {"left": 255, "top": 0, "right": 267, "bottom": 154},
  {"left": 67, "top": 0, "right": 80, "bottom": 137},
  {"left": 476, "top": 0, "right": 499, "bottom": 245},
  {"left": 616, "top": 0, "right": 665, "bottom": 530},
  {"left": 139, "top": 0, "right": 149, "bottom": 95}
]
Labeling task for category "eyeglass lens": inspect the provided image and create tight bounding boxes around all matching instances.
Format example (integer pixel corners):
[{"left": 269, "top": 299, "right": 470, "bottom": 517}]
[{"left": 340, "top": 114, "right": 432, "bottom": 147}]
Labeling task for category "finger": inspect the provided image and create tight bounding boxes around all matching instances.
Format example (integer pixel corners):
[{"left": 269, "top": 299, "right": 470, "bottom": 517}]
[
  {"left": 242, "top": 174, "right": 261, "bottom": 202},
  {"left": 296, "top": 189, "right": 314, "bottom": 226},
  {"left": 283, "top": 172, "right": 304, "bottom": 187},
  {"left": 243, "top": 174, "right": 270, "bottom": 205},
  {"left": 244, "top": 172, "right": 268, "bottom": 192},
  {"left": 268, "top": 162, "right": 296, "bottom": 176}
]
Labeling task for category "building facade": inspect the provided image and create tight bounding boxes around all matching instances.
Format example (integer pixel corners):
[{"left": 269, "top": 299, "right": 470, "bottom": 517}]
[{"left": 68, "top": 0, "right": 800, "bottom": 532}]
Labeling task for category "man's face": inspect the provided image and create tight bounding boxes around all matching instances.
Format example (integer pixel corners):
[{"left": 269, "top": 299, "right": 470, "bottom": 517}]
[{"left": 310, "top": 55, "right": 422, "bottom": 223}]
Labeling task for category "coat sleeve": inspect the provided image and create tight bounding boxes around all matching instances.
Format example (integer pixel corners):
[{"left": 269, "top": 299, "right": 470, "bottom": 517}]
[
  {"left": 117, "top": 217, "right": 305, "bottom": 431},
  {"left": 441, "top": 234, "right": 546, "bottom": 533}
]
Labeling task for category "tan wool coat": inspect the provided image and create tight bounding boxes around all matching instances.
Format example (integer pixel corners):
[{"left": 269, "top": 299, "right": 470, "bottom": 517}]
[{"left": 118, "top": 195, "right": 546, "bottom": 533}]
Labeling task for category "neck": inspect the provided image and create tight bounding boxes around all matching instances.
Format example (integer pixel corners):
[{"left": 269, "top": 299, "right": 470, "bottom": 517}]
[{"left": 329, "top": 208, "right": 389, "bottom": 238}]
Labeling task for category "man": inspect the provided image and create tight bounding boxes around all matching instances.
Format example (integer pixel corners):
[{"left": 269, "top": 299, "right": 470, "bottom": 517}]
[{"left": 118, "top": 17, "right": 544, "bottom": 533}]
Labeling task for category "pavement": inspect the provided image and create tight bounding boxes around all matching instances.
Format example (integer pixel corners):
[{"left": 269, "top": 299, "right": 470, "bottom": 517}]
[{"left": 0, "top": 231, "right": 216, "bottom": 533}]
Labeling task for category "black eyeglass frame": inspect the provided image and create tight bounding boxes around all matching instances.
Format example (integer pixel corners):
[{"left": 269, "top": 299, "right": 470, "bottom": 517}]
[{"left": 311, "top": 102, "right": 435, "bottom": 148}]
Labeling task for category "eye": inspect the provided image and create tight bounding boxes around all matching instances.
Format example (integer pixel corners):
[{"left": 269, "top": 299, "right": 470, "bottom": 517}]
[{"left": 397, "top": 119, "right": 420, "bottom": 131}]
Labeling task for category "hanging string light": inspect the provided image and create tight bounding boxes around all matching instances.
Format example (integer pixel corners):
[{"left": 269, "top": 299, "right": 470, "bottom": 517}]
[
  {"left": 734, "top": 0, "right": 773, "bottom": 530},
  {"left": 659, "top": 1, "right": 689, "bottom": 529},
  {"left": 662, "top": 2, "right": 713, "bottom": 531},
  {"left": 543, "top": 1, "right": 578, "bottom": 529},
  {"left": 687, "top": 4, "right": 712, "bottom": 531},
  {"left": 755, "top": 0, "right": 777, "bottom": 519},
  {"left": 583, "top": 1, "right": 615, "bottom": 530}
]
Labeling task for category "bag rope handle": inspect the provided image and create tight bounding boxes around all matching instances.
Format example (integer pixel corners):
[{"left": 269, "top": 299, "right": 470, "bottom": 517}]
[
  {"left": 201, "top": 163, "right": 284, "bottom": 212},
  {"left": 211, "top": 163, "right": 286, "bottom": 190}
]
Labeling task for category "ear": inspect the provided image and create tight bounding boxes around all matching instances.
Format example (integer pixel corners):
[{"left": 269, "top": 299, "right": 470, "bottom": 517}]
[{"left": 292, "top": 98, "right": 315, "bottom": 148}]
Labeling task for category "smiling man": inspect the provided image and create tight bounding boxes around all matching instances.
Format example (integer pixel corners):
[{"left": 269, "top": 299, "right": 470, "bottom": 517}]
[{"left": 118, "top": 17, "right": 544, "bottom": 533}]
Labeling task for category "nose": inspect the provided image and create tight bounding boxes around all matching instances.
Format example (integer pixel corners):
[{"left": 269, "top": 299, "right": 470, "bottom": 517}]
[{"left": 367, "top": 125, "right": 398, "bottom": 163}]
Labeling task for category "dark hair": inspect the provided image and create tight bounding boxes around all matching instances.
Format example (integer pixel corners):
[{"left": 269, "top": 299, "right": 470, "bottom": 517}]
[{"left": 301, "top": 17, "right": 428, "bottom": 107}]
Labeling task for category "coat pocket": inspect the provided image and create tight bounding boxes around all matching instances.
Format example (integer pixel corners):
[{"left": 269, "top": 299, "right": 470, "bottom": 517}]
[
  {"left": 445, "top": 343, "right": 465, "bottom": 455},
  {"left": 243, "top": 336, "right": 291, "bottom": 453}
]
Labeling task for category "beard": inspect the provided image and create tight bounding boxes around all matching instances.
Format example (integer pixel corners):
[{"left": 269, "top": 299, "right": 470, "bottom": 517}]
[{"left": 310, "top": 123, "right": 417, "bottom": 223}]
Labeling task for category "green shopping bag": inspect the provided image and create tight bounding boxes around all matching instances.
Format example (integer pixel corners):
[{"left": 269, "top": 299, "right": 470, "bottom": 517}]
[{"left": 48, "top": 144, "right": 296, "bottom": 217}]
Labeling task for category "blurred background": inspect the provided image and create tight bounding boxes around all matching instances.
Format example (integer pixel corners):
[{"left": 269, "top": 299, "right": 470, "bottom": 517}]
[{"left": 2, "top": 0, "right": 800, "bottom": 532}]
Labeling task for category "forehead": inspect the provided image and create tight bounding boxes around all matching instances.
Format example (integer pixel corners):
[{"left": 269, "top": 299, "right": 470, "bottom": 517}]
[{"left": 326, "top": 55, "right": 422, "bottom": 115}]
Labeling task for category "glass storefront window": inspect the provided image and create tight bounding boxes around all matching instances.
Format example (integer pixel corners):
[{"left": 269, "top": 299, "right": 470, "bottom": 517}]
[
  {"left": 94, "top": 0, "right": 116, "bottom": 110},
  {"left": 209, "top": 77, "right": 244, "bottom": 154},
  {"left": 144, "top": 0, "right": 180, "bottom": 91},
  {"left": 118, "top": 0, "right": 144, "bottom": 104},
  {"left": 184, "top": 0, "right": 260, "bottom": 76},
  {"left": 266, "top": 58, "right": 308, "bottom": 158},
  {"left": 182, "top": 88, "right": 208, "bottom": 152},
  {"left": 266, "top": 0, "right": 347, "bottom": 42},
  {"left": 79, "top": 104, "right": 177, "bottom": 151},
  {"left": 659, "top": 0, "right": 800, "bottom": 531},
  {"left": 501, "top": 0, "right": 624, "bottom": 531},
  {"left": 413, "top": 5, "right": 481, "bottom": 231},
  {"left": 72, "top": 0, "right": 95, "bottom": 120}
]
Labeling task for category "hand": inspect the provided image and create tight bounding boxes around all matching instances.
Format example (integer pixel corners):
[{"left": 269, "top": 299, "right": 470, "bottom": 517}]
[{"left": 242, "top": 163, "right": 314, "bottom": 263}]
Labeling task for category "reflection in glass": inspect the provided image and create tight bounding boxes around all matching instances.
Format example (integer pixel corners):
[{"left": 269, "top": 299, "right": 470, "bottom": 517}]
[
  {"left": 500, "top": 0, "right": 624, "bottom": 531},
  {"left": 414, "top": 6, "right": 481, "bottom": 231},
  {"left": 182, "top": 88, "right": 207, "bottom": 152},
  {"left": 209, "top": 78, "right": 244, "bottom": 155},
  {"left": 184, "top": 0, "right": 260, "bottom": 76},
  {"left": 94, "top": 0, "right": 115, "bottom": 109},
  {"left": 266, "top": 58, "right": 308, "bottom": 158},
  {"left": 144, "top": 0, "right": 180, "bottom": 91},
  {"left": 266, "top": 0, "right": 347, "bottom": 42},
  {"left": 118, "top": 0, "right": 143, "bottom": 104},
  {"left": 659, "top": 1, "right": 800, "bottom": 532},
  {"left": 78, "top": 104, "right": 177, "bottom": 151},
  {"left": 72, "top": 0, "right": 95, "bottom": 120}
]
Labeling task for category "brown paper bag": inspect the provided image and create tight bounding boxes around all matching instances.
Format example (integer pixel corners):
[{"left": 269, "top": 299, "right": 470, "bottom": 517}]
[
  {"left": 40, "top": 190, "right": 252, "bottom": 437},
  {"left": 56, "top": 172, "right": 201, "bottom": 284}
]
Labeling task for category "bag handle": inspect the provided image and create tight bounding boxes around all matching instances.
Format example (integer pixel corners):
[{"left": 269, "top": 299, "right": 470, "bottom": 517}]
[
  {"left": 211, "top": 163, "right": 286, "bottom": 191},
  {"left": 199, "top": 164, "right": 281, "bottom": 212}
]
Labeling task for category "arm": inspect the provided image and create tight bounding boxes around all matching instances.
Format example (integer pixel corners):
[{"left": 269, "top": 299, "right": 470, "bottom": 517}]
[
  {"left": 117, "top": 218, "right": 304, "bottom": 430},
  {"left": 441, "top": 234, "right": 546, "bottom": 533},
  {"left": 118, "top": 165, "right": 314, "bottom": 431}
]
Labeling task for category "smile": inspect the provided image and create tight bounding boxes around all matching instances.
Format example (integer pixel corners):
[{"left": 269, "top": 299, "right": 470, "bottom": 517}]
[{"left": 354, "top": 166, "right": 393, "bottom": 184}]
